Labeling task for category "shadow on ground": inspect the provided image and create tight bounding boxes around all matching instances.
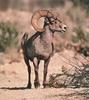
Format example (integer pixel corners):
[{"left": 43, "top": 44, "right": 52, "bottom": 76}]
[{"left": 0, "top": 87, "right": 28, "bottom": 90}]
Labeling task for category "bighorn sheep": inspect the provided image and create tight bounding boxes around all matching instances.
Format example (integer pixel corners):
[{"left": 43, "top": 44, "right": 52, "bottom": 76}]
[{"left": 21, "top": 10, "right": 67, "bottom": 88}]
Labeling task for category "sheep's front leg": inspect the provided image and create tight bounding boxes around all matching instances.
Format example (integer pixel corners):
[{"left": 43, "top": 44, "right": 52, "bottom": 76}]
[
  {"left": 33, "top": 58, "right": 40, "bottom": 88},
  {"left": 43, "top": 58, "right": 50, "bottom": 88},
  {"left": 24, "top": 57, "right": 31, "bottom": 89}
]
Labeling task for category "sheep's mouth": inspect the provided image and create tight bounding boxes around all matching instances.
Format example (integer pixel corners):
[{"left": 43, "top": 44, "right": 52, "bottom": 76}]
[
  {"left": 62, "top": 29, "right": 66, "bottom": 32},
  {"left": 54, "top": 29, "right": 66, "bottom": 33}
]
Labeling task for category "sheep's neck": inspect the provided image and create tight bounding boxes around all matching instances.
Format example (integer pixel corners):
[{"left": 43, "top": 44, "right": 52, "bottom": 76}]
[{"left": 40, "top": 26, "right": 53, "bottom": 44}]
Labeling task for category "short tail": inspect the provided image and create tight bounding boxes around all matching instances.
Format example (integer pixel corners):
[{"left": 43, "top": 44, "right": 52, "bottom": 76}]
[{"left": 21, "top": 33, "right": 28, "bottom": 48}]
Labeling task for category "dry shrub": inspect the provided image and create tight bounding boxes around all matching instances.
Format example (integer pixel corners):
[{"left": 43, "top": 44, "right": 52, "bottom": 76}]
[
  {"left": 0, "top": 21, "right": 22, "bottom": 63},
  {"left": 66, "top": 6, "right": 86, "bottom": 25},
  {"left": 0, "top": 21, "right": 19, "bottom": 52},
  {"left": 48, "top": 56, "right": 89, "bottom": 88}
]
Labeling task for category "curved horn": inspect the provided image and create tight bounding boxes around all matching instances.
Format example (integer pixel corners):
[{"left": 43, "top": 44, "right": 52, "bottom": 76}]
[{"left": 31, "top": 10, "right": 53, "bottom": 32}]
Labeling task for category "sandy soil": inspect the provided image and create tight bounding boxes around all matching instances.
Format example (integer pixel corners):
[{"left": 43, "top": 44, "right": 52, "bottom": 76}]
[{"left": 0, "top": 50, "right": 89, "bottom": 100}]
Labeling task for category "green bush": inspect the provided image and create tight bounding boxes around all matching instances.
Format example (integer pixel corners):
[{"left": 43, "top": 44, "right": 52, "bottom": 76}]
[
  {"left": 71, "top": 0, "right": 89, "bottom": 12},
  {"left": 72, "top": 26, "right": 88, "bottom": 44},
  {"left": 0, "top": 22, "right": 19, "bottom": 52}
]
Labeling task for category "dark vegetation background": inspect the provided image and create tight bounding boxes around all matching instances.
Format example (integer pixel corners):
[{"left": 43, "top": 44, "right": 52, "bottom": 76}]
[
  {"left": 0, "top": 0, "right": 89, "bottom": 11},
  {"left": 0, "top": 0, "right": 89, "bottom": 53}
]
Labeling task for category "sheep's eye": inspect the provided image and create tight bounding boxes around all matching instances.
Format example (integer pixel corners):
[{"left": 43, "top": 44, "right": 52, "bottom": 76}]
[
  {"left": 55, "top": 21, "right": 57, "bottom": 24},
  {"left": 50, "top": 18, "right": 55, "bottom": 22}
]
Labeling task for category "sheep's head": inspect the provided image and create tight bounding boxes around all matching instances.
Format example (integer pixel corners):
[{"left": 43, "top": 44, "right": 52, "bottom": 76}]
[
  {"left": 44, "top": 16, "right": 67, "bottom": 33},
  {"left": 31, "top": 10, "right": 67, "bottom": 33}
]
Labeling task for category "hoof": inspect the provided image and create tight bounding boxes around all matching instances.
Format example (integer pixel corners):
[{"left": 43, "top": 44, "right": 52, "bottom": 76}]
[
  {"left": 43, "top": 84, "right": 47, "bottom": 88},
  {"left": 34, "top": 81, "right": 40, "bottom": 88},
  {"left": 27, "top": 84, "right": 31, "bottom": 89},
  {"left": 43, "top": 82, "right": 49, "bottom": 88}
]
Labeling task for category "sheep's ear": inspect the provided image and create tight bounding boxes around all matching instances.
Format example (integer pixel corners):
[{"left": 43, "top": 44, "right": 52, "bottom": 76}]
[
  {"left": 50, "top": 17, "right": 55, "bottom": 22},
  {"left": 44, "top": 17, "right": 50, "bottom": 24}
]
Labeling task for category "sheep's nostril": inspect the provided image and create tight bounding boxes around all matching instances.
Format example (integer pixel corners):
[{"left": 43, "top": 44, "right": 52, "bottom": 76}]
[{"left": 64, "top": 26, "right": 67, "bottom": 30}]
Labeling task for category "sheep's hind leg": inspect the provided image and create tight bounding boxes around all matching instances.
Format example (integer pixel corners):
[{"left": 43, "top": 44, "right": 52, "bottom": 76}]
[
  {"left": 24, "top": 57, "right": 31, "bottom": 89},
  {"left": 33, "top": 58, "right": 40, "bottom": 88}
]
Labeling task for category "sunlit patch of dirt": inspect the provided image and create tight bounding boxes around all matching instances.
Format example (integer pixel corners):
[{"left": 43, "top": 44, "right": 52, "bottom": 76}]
[{"left": 0, "top": 50, "right": 89, "bottom": 100}]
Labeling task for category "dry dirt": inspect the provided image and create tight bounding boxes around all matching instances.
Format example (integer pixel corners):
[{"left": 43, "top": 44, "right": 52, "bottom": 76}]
[
  {"left": 0, "top": 3, "right": 89, "bottom": 99},
  {"left": 0, "top": 50, "right": 89, "bottom": 100}
]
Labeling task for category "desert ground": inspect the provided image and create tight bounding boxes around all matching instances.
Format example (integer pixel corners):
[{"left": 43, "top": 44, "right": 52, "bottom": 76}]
[
  {"left": 0, "top": 1, "right": 89, "bottom": 100},
  {"left": 0, "top": 50, "right": 89, "bottom": 100}
]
